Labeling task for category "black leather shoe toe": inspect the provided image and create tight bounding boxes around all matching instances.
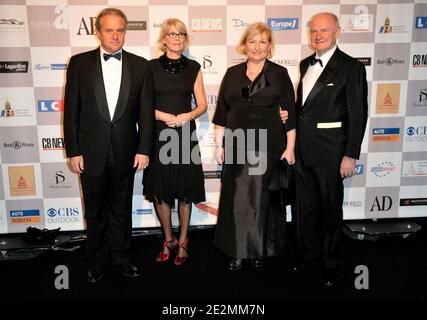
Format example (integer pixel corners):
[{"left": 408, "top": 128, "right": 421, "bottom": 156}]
[
  {"left": 229, "top": 258, "right": 243, "bottom": 271},
  {"left": 250, "top": 259, "right": 264, "bottom": 268},
  {"left": 117, "top": 264, "right": 141, "bottom": 278},
  {"left": 323, "top": 268, "right": 340, "bottom": 287},
  {"left": 87, "top": 267, "right": 103, "bottom": 283}
]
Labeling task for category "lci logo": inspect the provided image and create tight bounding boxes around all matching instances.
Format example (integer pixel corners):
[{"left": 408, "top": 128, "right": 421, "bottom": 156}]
[
  {"left": 415, "top": 17, "right": 427, "bottom": 29},
  {"left": 37, "top": 100, "right": 64, "bottom": 112}
]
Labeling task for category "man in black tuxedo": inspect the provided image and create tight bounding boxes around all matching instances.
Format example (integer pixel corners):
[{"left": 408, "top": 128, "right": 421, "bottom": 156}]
[
  {"left": 294, "top": 12, "right": 368, "bottom": 286},
  {"left": 64, "top": 8, "right": 154, "bottom": 283}
]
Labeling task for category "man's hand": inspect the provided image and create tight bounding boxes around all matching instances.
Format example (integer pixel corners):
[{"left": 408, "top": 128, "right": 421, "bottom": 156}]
[
  {"left": 70, "top": 155, "right": 84, "bottom": 174},
  {"left": 134, "top": 154, "right": 149, "bottom": 172},
  {"left": 340, "top": 156, "right": 356, "bottom": 178},
  {"left": 279, "top": 108, "right": 288, "bottom": 124}
]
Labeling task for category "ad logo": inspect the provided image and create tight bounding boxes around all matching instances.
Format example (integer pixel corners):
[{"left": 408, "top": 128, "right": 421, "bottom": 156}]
[{"left": 370, "top": 196, "right": 392, "bottom": 212}]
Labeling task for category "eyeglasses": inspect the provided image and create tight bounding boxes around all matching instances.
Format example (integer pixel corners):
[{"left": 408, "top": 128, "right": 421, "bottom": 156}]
[{"left": 167, "top": 32, "right": 187, "bottom": 39}]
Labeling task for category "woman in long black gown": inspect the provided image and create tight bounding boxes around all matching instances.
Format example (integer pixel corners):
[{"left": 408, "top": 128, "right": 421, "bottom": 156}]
[
  {"left": 143, "top": 18, "right": 207, "bottom": 266},
  {"left": 212, "top": 22, "right": 296, "bottom": 270}
]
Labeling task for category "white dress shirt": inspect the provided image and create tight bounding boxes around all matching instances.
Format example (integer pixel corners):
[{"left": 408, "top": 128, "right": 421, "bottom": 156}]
[
  {"left": 100, "top": 47, "right": 122, "bottom": 121},
  {"left": 302, "top": 45, "right": 337, "bottom": 106}
]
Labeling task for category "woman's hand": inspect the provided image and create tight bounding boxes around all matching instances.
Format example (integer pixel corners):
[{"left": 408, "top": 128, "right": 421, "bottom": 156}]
[
  {"left": 280, "top": 148, "right": 295, "bottom": 165},
  {"left": 279, "top": 108, "right": 288, "bottom": 124},
  {"left": 165, "top": 112, "right": 192, "bottom": 128},
  {"left": 215, "top": 146, "right": 224, "bottom": 165}
]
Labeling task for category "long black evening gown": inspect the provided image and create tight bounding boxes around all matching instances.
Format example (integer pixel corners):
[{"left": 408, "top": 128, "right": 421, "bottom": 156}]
[{"left": 212, "top": 60, "right": 296, "bottom": 259}]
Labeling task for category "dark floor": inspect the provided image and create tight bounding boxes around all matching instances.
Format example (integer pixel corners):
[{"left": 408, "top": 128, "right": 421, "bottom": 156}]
[{"left": 1, "top": 219, "right": 426, "bottom": 306}]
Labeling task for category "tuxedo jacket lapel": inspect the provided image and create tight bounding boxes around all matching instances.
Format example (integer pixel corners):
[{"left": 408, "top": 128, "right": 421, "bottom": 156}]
[
  {"left": 297, "top": 56, "right": 311, "bottom": 107},
  {"left": 92, "top": 48, "right": 111, "bottom": 122},
  {"left": 303, "top": 49, "right": 340, "bottom": 107},
  {"left": 112, "top": 50, "right": 130, "bottom": 123}
]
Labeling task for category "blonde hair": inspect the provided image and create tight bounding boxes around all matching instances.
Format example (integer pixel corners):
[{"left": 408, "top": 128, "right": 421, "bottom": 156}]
[
  {"left": 237, "top": 22, "right": 274, "bottom": 59},
  {"left": 157, "top": 18, "right": 190, "bottom": 54}
]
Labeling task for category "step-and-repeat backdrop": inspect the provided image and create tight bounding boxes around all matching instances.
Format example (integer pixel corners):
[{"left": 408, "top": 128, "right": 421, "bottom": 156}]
[{"left": 0, "top": 0, "right": 426, "bottom": 233}]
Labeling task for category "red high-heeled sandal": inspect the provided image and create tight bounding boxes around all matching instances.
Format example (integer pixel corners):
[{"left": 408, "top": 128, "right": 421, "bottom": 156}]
[
  {"left": 155, "top": 238, "right": 178, "bottom": 263},
  {"left": 174, "top": 239, "right": 188, "bottom": 266}
]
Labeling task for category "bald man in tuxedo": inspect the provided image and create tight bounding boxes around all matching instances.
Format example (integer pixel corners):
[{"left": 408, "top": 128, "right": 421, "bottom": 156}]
[{"left": 292, "top": 12, "right": 368, "bottom": 286}]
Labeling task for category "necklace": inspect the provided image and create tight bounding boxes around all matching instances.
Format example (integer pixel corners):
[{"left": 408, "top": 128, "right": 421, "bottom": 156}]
[{"left": 159, "top": 54, "right": 187, "bottom": 74}]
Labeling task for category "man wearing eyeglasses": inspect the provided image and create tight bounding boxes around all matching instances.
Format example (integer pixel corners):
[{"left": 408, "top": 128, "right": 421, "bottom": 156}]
[{"left": 64, "top": 7, "right": 154, "bottom": 283}]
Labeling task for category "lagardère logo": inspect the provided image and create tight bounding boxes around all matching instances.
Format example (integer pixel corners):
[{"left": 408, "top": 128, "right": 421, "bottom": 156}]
[
  {"left": 0, "top": 61, "right": 28, "bottom": 73},
  {"left": 267, "top": 18, "right": 298, "bottom": 31}
]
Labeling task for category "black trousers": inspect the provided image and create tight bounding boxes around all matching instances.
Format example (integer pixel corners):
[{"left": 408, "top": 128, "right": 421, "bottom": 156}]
[
  {"left": 80, "top": 165, "right": 135, "bottom": 268},
  {"left": 295, "top": 160, "right": 344, "bottom": 269}
]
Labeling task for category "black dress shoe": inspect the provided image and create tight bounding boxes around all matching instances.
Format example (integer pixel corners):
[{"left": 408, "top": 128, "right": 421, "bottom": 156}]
[
  {"left": 116, "top": 264, "right": 141, "bottom": 278},
  {"left": 289, "top": 262, "right": 302, "bottom": 273},
  {"left": 229, "top": 258, "right": 243, "bottom": 271},
  {"left": 323, "top": 268, "right": 340, "bottom": 287},
  {"left": 87, "top": 267, "right": 103, "bottom": 283},
  {"left": 250, "top": 259, "right": 264, "bottom": 268}
]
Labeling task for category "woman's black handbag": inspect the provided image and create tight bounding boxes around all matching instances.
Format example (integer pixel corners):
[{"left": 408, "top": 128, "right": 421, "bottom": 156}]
[{"left": 270, "top": 158, "right": 296, "bottom": 205}]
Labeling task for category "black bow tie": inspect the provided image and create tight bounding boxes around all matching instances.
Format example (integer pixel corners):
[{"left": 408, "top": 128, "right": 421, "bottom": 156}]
[
  {"left": 310, "top": 57, "right": 323, "bottom": 67},
  {"left": 103, "top": 52, "right": 122, "bottom": 61}
]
